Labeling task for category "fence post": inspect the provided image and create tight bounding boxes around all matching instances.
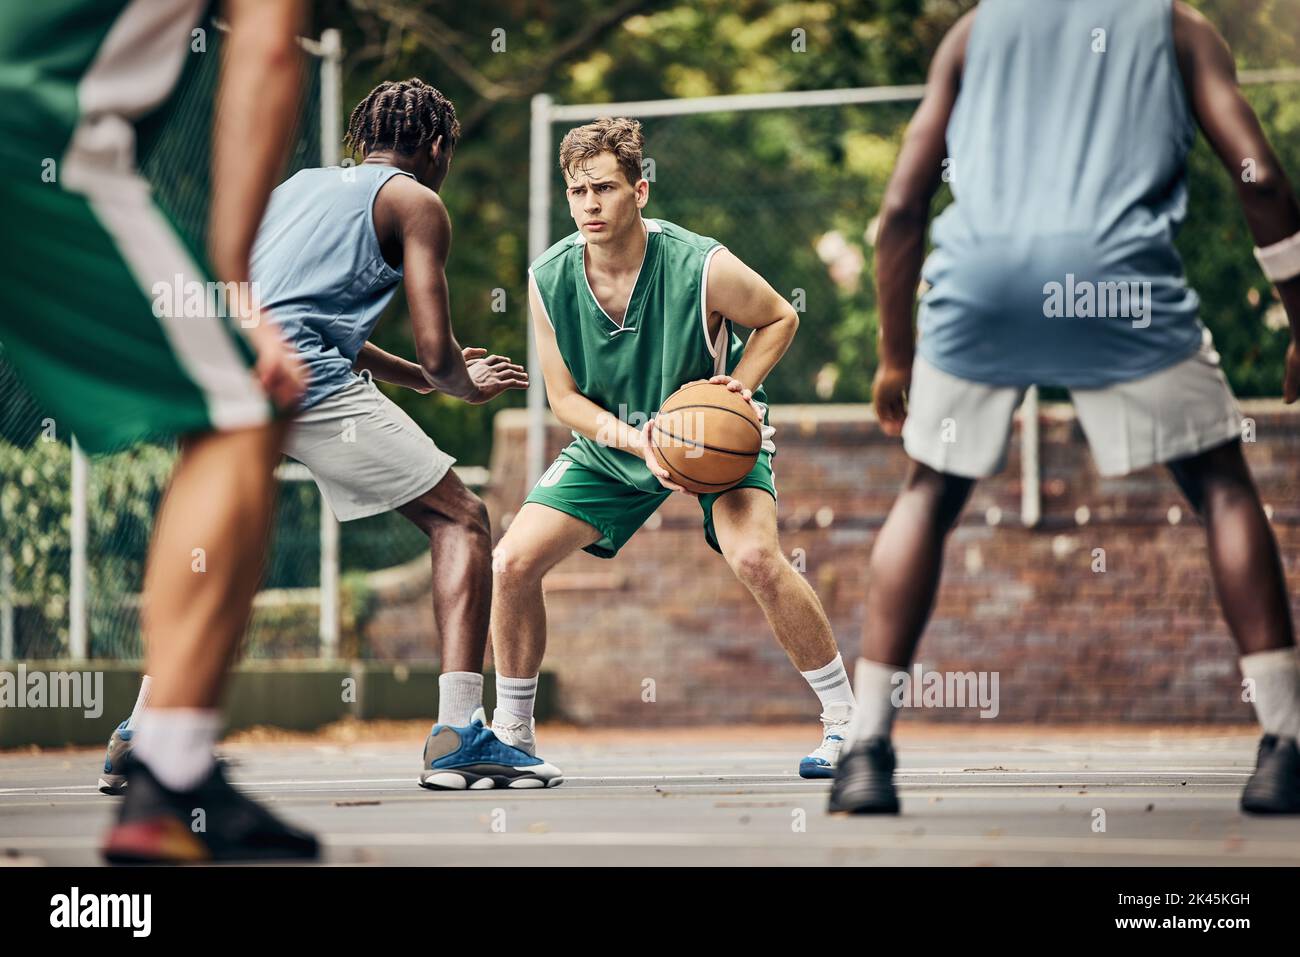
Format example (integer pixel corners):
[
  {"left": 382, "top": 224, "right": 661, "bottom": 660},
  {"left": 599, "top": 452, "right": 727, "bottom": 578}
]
[
  {"left": 1, "top": 550, "right": 13, "bottom": 660},
  {"left": 1021, "top": 386, "right": 1041, "bottom": 528},
  {"left": 69, "top": 437, "right": 88, "bottom": 659},
  {"left": 317, "top": 27, "right": 343, "bottom": 659},
  {"left": 319, "top": 501, "right": 340, "bottom": 660},
  {"left": 526, "top": 94, "right": 554, "bottom": 487},
  {"left": 319, "top": 29, "right": 342, "bottom": 168}
]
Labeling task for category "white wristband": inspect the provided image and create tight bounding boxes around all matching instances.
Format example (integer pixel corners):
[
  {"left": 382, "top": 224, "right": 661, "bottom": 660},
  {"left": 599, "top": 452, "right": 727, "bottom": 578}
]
[{"left": 1255, "top": 230, "right": 1300, "bottom": 283}]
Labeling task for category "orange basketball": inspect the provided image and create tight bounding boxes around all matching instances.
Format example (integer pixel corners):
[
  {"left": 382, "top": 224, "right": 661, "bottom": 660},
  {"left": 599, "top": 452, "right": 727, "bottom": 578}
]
[{"left": 650, "top": 380, "right": 761, "bottom": 494}]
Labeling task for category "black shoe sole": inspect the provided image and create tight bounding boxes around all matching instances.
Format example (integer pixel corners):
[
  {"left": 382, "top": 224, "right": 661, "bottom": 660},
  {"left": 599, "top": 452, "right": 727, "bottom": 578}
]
[
  {"left": 103, "top": 847, "right": 320, "bottom": 865},
  {"left": 419, "top": 765, "right": 562, "bottom": 790},
  {"left": 1241, "top": 794, "right": 1300, "bottom": 815},
  {"left": 828, "top": 794, "right": 901, "bottom": 815}
]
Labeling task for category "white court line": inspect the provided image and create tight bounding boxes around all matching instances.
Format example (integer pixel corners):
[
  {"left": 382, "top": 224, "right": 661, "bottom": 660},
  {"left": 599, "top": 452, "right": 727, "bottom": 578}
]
[
  {"left": 3, "top": 831, "right": 1299, "bottom": 861},
  {"left": 0, "top": 768, "right": 1252, "bottom": 797},
  {"left": 0, "top": 785, "right": 1247, "bottom": 809}
]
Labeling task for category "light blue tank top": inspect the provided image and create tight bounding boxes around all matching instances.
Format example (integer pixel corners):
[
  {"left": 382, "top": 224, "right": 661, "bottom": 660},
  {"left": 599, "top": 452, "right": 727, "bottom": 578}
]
[
  {"left": 251, "top": 164, "right": 414, "bottom": 409},
  {"left": 918, "top": 0, "right": 1204, "bottom": 388}
]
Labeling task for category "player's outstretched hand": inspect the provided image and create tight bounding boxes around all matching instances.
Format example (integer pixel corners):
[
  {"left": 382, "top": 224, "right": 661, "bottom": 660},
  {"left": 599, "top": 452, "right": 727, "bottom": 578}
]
[
  {"left": 638, "top": 419, "right": 690, "bottom": 495},
  {"left": 1284, "top": 340, "right": 1300, "bottom": 405},
  {"left": 465, "top": 349, "right": 529, "bottom": 404},
  {"left": 872, "top": 361, "right": 911, "bottom": 437},
  {"left": 707, "top": 374, "right": 764, "bottom": 420}
]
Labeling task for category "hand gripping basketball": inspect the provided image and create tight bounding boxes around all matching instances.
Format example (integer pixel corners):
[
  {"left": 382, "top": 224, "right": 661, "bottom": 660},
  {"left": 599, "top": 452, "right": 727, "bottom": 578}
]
[{"left": 648, "top": 380, "right": 762, "bottom": 495}]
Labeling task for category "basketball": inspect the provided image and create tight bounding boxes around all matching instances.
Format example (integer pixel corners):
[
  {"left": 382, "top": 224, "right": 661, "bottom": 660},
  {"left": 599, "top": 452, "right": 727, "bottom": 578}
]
[{"left": 650, "top": 380, "right": 762, "bottom": 494}]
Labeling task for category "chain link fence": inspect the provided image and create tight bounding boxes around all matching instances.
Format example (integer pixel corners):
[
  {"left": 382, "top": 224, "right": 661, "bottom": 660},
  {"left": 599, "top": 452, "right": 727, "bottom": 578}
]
[
  {"left": 527, "top": 72, "right": 1300, "bottom": 478},
  {"left": 4, "top": 48, "right": 1298, "bottom": 662}
]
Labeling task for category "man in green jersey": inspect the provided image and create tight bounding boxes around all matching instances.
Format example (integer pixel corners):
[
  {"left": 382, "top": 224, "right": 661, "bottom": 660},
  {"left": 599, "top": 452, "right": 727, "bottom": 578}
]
[
  {"left": 489, "top": 118, "right": 855, "bottom": 776},
  {"left": 0, "top": 0, "right": 317, "bottom": 861}
]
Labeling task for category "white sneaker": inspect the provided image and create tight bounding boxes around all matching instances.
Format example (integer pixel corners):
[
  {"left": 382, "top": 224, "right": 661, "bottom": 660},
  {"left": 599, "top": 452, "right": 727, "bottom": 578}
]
[
  {"left": 799, "top": 701, "right": 854, "bottom": 779},
  {"left": 491, "top": 708, "right": 538, "bottom": 757}
]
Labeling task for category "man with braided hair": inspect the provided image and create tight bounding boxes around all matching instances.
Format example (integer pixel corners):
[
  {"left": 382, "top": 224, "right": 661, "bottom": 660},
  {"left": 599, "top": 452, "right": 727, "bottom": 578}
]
[{"left": 101, "top": 78, "right": 564, "bottom": 792}]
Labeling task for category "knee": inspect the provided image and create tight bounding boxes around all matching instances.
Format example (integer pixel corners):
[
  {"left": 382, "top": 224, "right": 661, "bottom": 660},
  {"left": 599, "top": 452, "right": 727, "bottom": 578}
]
[
  {"left": 492, "top": 540, "right": 546, "bottom": 590},
  {"left": 425, "top": 491, "right": 491, "bottom": 542},
  {"left": 1199, "top": 475, "right": 1260, "bottom": 522},
  {"left": 903, "top": 465, "right": 972, "bottom": 533},
  {"left": 727, "top": 544, "right": 786, "bottom": 597}
]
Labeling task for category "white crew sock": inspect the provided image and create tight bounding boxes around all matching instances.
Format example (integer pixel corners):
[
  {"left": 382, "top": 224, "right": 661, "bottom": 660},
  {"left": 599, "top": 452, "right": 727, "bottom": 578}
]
[
  {"left": 844, "top": 658, "right": 903, "bottom": 746},
  {"left": 133, "top": 708, "right": 221, "bottom": 792},
  {"left": 438, "top": 671, "right": 483, "bottom": 726},
  {"left": 124, "top": 674, "right": 153, "bottom": 731},
  {"left": 495, "top": 673, "right": 539, "bottom": 722},
  {"left": 1241, "top": 648, "right": 1300, "bottom": 738},
  {"left": 801, "top": 653, "right": 855, "bottom": 712}
]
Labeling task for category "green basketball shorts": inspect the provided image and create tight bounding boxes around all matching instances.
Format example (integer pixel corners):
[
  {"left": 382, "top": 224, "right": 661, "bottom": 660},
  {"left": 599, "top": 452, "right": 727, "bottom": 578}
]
[
  {"left": 0, "top": 165, "right": 273, "bottom": 454},
  {"left": 0, "top": 0, "right": 272, "bottom": 454},
  {"left": 524, "top": 445, "right": 777, "bottom": 559}
]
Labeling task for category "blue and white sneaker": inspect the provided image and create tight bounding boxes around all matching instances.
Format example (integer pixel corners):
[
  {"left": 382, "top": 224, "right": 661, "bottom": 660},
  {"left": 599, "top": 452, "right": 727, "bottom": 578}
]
[
  {"left": 419, "top": 711, "right": 563, "bottom": 791},
  {"left": 799, "top": 701, "right": 853, "bottom": 779},
  {"left": 98, "top": 719, "right": 133, "bottom": 795}
]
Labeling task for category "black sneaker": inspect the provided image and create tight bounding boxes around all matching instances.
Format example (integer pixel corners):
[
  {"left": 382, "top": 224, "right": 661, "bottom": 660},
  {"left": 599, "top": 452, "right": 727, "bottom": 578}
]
[
  {"left": 827, "top": 736, "right": 900, "bottom": 815},
  {"left": 102, "top": 754, "right": 319, "bottom": 863},
  {"left": 1240, "top": 734, "right": 1300, "bottom": 815}
]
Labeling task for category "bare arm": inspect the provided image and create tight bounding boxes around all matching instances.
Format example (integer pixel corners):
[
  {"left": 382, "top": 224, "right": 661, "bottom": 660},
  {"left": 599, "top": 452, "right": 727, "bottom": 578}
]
[
  {"left": 529, "top": 279, "right": 641, "bottom": 451},
  {"left": 353, "top": 341, "right": 436, "bottom": 393},
  {"left": 212, "top": 0, "right": 306, "bottom": 406},
  {"left": 703, "top": 247, "right": 798, "bottom": 402},
  {"left": 1173, "top": 1, "right": 1300, "bottom": 401},
  {"left": 387, "top": 178, "right": 527, "bottom": 403},
  {"left": 872, "top": 11, "right": 973, "bottom": 433},
  {"left": 354, "top": 342, "right": 524, "bottom": 396},
  {"left": 210, "top": 0, "right": 302, "bottom": 281},
  {"left": 386, "top": 179, "right": 474, "bottom": 397}
]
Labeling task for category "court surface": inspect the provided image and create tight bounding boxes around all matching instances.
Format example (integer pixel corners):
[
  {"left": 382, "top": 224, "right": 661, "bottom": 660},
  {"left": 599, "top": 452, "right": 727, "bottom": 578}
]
[{"left": 2, "top": 723, "right": 1297, "bottom": 866}]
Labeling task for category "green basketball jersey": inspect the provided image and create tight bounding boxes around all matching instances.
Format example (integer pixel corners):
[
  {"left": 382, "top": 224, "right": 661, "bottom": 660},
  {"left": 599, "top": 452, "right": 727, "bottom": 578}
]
[
  {"left": 0, "top": 1, "right": 213, "bottom": 165},
  {"left": 0, "top": 0, "right": 272, "bottom": 454},
  {"left": 529, "top": 218, "right": 772, "bottom": 493}
]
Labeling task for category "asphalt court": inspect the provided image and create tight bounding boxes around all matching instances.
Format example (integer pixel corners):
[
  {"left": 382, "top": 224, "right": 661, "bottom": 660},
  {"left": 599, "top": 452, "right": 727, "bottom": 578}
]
[{"left": 2, "top": 724, "right": 1296, "bottom": 866}]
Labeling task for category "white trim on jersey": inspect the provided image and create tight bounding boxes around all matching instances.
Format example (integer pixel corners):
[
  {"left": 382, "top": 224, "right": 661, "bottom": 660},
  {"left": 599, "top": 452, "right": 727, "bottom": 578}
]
[
  {"left": 61, "top": 0, "right": 270, "bottom": 432},
  {"left": 700, "top": 243, "right": 725, "bottom": 365},
  {"left": 527, "top": 269, "right": 556, "bottom": 331}
]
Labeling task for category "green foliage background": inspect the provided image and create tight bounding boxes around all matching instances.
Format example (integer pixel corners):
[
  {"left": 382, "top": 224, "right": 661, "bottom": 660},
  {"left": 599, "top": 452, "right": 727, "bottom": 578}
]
[
  {"left": 2, "top": 0, "right": 1297, "bottom": 656},
  {"left": 321, "top": 0, "right": 1300, "bottom": 463}
]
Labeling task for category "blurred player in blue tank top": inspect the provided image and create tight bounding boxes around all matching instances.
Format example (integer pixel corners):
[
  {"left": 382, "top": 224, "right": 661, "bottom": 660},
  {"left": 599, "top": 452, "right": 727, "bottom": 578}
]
[{"left": 832, "top": 0, "right": 1300, "bottom": 818}]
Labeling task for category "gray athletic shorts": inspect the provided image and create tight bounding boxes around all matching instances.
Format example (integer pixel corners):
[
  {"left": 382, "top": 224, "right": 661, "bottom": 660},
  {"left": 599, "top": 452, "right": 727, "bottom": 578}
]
[
  {"left": 284, "top": 371, "right": 455, "bottom": 521},
  {"left": 903, "top": 328, "right": 1244, "bottom": 478}
]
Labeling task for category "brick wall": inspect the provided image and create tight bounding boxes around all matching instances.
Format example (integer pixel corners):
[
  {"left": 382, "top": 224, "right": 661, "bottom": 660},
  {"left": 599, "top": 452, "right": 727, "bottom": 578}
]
[{"left": 379, "top": 401, "right": 1300, "bottom": 726}]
